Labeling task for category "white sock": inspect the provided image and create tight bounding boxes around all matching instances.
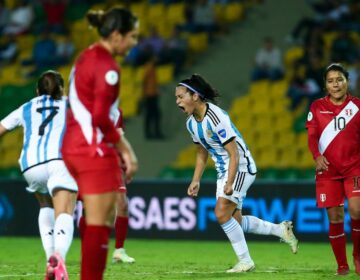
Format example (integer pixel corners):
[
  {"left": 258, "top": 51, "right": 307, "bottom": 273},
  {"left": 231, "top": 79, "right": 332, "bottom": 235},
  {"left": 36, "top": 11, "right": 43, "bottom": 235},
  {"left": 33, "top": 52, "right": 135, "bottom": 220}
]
[
  {"left": 54, "top": 213, "right": 74, "bottom": 260},
  {"left": 38, "top": 207, "right": 55, "bottom": 260},
  {"left": 241, "top": 215, "right": 282, "bottom": 237},
  {"left": 221, "top": 217, "right": 252, "bottom": 262}
]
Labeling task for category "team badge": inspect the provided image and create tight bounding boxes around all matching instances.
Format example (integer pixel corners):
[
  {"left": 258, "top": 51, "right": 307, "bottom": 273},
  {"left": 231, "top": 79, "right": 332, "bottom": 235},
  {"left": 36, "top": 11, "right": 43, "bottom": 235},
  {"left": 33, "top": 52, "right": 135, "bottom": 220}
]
[
  {"left": 345, "top": 109, "right": 353, "bottom": 116},
  {"left": 206, "top": 129, "right": 213, "bottom": 138},
  {"left": 218, "top": 129, "right": 226, "bottom": 138},
  {"left": 105, "top": 70, "right": 119, "bottom": 85},
  {"left": 307, "top": 112, "right": 313, "bottom": 121},
  {"left": 320, "top": 193, "right": 326, "bottom": 202}
]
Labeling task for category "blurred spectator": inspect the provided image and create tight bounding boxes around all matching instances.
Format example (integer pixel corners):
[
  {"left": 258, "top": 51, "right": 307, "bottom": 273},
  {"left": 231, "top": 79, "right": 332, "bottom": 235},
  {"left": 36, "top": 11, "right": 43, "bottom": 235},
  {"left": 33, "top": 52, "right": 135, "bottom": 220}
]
[
  {"left": 305, "top": 55, "right": 325, "bottom": 91},
  {"left": 331, "top": 30, "right": 359, "bottom": 64},
  {"left": 56, "top": 32, "right": 75, "bottom": 64},
  {"left": 348, "top": 57, "right": 360, "bottom": 97},
  {"left": 0, "top": 34, "right": 18, "bottom": 65},
  {"left": 287, "top": 64, "right": 321, "bottom": 111},
  {"left": 286, "top": 0, "right": 350, "bottom": 44},
  {"left": 141, "top": 26, "right": 165, "bottom": 58},
  {"left": 3, "top": 0, "right": 34, "bottom": 36},
  {"left": 142, "top": 51, "right": 164, "bottom": 140},
  {"left": 0, "top": 0, "right": 10, "bottom": 35},
  {"left": 22, "top": 30, "right": 68, "bottom": 77},
  {"left": 41, "top": 0, "right": 68, "bottom": 34},
  {"left": 251, "top": 37, "right": 284, "bottom": 81},
  {"left": 162, "top": 27, "right": 188, "bottom": 75}
]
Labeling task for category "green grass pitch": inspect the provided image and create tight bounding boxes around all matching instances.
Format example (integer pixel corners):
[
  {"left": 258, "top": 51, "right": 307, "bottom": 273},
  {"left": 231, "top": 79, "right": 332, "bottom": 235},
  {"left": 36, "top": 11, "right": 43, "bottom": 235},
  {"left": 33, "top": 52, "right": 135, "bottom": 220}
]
[{"left": 0, "top": 238, "right": 359, "bottom": 279}]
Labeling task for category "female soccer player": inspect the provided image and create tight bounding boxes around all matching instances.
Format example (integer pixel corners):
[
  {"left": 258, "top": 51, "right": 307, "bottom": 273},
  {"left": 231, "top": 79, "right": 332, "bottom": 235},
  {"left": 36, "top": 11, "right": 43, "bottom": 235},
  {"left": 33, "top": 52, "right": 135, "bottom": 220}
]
[
  {"left": 0, "top": 70, "right": 77, "bottom": 280},
  {"left": 175, "top": 74, "right": 299, "bottom": 273},
  {"left": 61, "top": 6, "right": 138, "bottom": 280},
  {"left": 306, "top": 63, "right": 360, "bottom": 275}
]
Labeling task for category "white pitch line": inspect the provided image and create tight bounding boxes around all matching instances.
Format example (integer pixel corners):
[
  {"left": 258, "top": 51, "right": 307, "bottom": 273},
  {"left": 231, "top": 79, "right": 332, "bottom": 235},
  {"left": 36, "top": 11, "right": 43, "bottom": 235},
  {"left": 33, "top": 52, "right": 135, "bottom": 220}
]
[{"left": 0, "top": 268, "right": 325, "bottom": 278}]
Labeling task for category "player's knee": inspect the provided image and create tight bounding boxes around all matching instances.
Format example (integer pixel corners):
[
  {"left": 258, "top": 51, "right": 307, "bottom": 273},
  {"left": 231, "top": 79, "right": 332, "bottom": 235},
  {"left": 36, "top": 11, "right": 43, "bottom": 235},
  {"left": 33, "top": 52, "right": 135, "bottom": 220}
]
[{"left": 215, "top": 208, "right": 231, "bottom": 224}]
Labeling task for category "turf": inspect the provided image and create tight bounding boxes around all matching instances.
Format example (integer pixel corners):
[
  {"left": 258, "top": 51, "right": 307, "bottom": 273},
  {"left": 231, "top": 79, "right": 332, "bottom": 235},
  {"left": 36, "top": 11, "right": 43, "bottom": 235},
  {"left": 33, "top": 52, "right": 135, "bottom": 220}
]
[{"left": 0, "top": 238, "right": 359, "bottom": 280}]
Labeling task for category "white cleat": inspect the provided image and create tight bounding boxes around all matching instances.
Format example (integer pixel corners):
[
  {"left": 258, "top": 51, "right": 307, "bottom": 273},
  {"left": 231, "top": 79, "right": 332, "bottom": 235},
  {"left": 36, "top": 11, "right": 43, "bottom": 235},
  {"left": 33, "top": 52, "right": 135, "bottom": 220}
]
[
  {"left": 226, "top": 260, "right": 255, "bottom": 273},
  {"left": 280, "top": 221, "right": 299, "bottom": 254},
  {"left": 112, "top": 248, "right": 135, "bottom": 264}
]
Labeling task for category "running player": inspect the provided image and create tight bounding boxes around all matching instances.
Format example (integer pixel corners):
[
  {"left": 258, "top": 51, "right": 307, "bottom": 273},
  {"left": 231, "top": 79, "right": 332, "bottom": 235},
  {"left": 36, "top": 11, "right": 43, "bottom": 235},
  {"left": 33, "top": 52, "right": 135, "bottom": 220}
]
[
  {"left": 0, "top": 70, "right": 77, "bottom": 280},
  {"left": 61, "top": 6, "right": 138, "bottom": 280},
  {"left": 306, "top": 63, "right": 360, "bottom": 275},
  {"left": 175, "top": 74, "right": 299, "bottom": 273}
]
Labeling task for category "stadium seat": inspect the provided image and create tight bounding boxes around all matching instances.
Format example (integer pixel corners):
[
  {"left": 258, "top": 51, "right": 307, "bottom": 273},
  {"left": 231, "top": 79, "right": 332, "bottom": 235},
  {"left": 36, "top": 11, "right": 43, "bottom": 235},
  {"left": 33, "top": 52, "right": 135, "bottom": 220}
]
[
  {"left": 187, "top": 33, "right": 209, "bottom": 53},
  {"left": 284, "top": 47, "right": 304, "bottom": 69},
  {"left": 166, "top": 3, "right": 186, "bottom": 25},
  {"left": 224, "top": 3, "right": 244, "bottom": 23},
  {"left": 156, "top": 64, "right": 174, "bottom": 85}
]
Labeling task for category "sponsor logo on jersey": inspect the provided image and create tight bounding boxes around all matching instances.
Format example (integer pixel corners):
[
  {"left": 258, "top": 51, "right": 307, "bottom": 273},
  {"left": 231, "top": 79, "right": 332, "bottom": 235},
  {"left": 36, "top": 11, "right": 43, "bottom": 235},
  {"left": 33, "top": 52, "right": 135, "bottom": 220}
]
[
  {"left": 307, "top": 112, "right": 313, "bottom": 121},
  {"left": 345, "top": 109, "right": 353, "bottom": 116},
  {"left": 105, "top": 70, "right": 119, "bottom": 85},
  {"left": 319, "top": 111, "right": 333, "bottom": 114},
  {"left": 320, "top": 193, "right": 326, "bottom": 202},
  {"left": 218, "top": 129, "right": 226, "bottom": 138}
]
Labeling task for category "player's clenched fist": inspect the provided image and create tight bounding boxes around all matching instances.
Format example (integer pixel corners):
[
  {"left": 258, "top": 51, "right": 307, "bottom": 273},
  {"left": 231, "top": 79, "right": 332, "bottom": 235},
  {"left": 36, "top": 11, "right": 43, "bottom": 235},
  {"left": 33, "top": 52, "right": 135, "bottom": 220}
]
[{"left": 188, "top": 181, "right": 200, "bottom": 197}]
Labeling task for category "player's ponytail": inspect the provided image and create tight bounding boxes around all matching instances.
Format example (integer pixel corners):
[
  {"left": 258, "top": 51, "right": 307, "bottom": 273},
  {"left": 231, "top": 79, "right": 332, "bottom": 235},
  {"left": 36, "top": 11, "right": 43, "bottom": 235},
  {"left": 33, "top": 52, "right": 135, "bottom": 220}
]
[
  {"left": 37, "top": 70, "right": 64, "bottom": 100},
  {"left": 87, "top": 7, "right": 138, "bottom": 38},
  {"left": 178, "top": 74, "right": 220, "bottom": 104}
]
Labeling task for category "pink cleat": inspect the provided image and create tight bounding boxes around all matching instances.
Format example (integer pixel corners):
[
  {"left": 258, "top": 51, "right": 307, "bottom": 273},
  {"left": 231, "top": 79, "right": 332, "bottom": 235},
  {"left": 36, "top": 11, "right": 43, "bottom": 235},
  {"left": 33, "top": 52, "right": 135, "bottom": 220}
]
[{"left": 44, "top": 254, "right": 69, "bottom": 280}]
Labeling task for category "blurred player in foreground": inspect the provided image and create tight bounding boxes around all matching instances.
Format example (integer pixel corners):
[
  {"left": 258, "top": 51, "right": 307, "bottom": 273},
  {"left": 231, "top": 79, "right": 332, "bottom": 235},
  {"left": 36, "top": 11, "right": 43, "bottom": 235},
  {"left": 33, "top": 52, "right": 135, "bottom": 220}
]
[
  {"left": 175, "top": 74, "right": 298, "bottom": 273},
  {"left": 61, "top": 6, "right": 138, "bottom": 280},
  {"left": 306, "top": 63, "right": 360, "bottom": 275},
  {"left": 0, "top": 70, "right": 77, "bottom": 280}
]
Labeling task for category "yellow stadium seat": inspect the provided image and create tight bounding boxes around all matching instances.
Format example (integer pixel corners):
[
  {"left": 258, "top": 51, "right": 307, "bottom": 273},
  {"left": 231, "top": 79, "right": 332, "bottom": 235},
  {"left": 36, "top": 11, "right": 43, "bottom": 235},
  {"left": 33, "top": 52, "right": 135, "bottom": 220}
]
[
  {"left": 284, "top": 47, "right": 304, "bottom": 68},
  {"left": 224, "top": 3, "right": 244, "bottom": 23},
  {"left": 187, "top": 33, "right": 209, "bottom": 53},
  {"left": 268, "top": 79, "right": 289, "bottom": 99},
  {"left": 17, "top": 34, "right": 36, "bottom": 51},
  {"left": 166, "top": 3, "right": 186, "bottom": 25},
  {"left": 156, "top": 64, "right": 174, "bottom": 85},
  {"left": 256, "top": 148, "right": 279, "bottom": 169},
  {"left": 147, "top": 4, "right": 166, "bottom": 24}
]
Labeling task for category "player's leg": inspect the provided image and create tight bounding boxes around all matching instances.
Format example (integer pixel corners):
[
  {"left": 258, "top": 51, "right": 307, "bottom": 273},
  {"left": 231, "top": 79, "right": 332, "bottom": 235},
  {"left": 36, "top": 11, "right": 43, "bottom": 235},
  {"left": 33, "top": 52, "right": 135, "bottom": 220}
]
[
  {"left": 34, "top": 192, "right": 55, "bottom": 260},
  {"left": 113, "top": 191, "right": 135, "bottom": 263},
  {"left": 233, "top": 212, "right": 298, "bottom": 254},
  {"left": 318, "top": 179, "right": 349, "bottom": 275},
  {"left": 215, "top": 172, "right": 255, "bottom": 273},
  {"left": 345, "top": 175, "right": 360, "bottom": 275},
  {"left": 82, "top": 192, "right": 116, "bottom": 280}
]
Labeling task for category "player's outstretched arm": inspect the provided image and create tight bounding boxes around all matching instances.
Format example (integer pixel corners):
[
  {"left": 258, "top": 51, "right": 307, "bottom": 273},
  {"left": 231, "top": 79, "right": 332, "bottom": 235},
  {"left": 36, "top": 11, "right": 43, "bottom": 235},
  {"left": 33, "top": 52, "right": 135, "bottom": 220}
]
[{"left": 188, "top": 145, "right": 208, "bottom": 197}]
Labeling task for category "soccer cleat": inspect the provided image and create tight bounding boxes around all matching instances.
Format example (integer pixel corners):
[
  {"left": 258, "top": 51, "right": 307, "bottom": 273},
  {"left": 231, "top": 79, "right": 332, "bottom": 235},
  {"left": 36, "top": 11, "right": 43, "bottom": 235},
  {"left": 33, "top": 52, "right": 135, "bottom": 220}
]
[
  {"left": 354, "top": 256, "right": 360, "bottom": 275},
  {"left": 226, "top": 260, "right": 255, "bottom": 273},
  {"left": 280, "top": 221, "right": 299, "bottom": 254},
  {"left": 335, "top": 265, "right": 349, "bottom": 275},
  {"left": 112, "top": 248, "right": 135, "bottom": 263},
  {"left": 44, "top": 254, "right": 69, "bottom": 280}
]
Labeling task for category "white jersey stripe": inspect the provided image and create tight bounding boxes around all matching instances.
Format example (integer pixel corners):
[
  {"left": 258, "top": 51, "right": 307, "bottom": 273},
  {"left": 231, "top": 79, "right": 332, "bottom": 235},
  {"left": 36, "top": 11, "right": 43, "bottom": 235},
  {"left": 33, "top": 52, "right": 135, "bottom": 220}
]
[{"left": 319, "top": 101, "right": 359, "bottom": 154}]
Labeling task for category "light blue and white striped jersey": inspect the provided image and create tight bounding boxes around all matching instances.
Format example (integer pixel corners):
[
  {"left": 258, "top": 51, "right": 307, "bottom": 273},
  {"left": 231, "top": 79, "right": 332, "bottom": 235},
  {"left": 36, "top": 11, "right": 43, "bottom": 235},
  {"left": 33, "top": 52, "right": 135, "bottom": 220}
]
[
  {"left": 0, "top": 95, "right": 67, "bottom": 172},
  {"left": 186, "top": 103, "right": 257, "bottom": 178}
]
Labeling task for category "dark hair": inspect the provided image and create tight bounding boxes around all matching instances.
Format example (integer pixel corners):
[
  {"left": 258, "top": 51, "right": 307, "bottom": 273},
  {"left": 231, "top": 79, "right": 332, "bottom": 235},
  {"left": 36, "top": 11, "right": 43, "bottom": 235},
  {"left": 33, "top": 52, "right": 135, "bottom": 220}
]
[
  {"left": 87, "top": 6, "right": 138, "bottom": 38},
  {"left": 323, "top": 63, "right": 349, "bottom": 82},
  {"left": 178, "top": 74, "right": 220, "bottom": 103},
  {"left": 37, "top": 70, "right": 64, "bottom": 100}
]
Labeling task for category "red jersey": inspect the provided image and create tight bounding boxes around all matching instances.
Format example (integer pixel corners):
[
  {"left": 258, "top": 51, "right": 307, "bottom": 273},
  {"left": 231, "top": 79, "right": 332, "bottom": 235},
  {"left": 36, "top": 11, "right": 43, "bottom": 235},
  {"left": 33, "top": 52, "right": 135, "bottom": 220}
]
[
  {"left": 306, "top": 95, "right": 360, "bottom": 177},
  {"left": 62, "top": 43, "right": 121, "bottom": 157}
]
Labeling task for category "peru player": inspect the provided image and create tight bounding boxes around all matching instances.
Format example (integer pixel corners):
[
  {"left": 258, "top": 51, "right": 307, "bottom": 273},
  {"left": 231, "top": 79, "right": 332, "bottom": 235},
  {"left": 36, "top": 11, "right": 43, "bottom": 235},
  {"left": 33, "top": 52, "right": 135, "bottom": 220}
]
[
  {"left": 61, "top": 7, "right": 138, "bottom": 280},
  {"left": 306, "top": 63, "right": 360, "bottom": 275}
]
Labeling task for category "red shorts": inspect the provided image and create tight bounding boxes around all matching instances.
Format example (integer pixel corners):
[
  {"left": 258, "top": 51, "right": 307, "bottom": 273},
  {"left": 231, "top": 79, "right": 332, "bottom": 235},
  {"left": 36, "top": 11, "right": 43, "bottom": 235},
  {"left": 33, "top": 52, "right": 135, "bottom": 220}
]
[
  {"left": 316, "top": 175, "right": 360, "bottom": 208},
  {"left": 63, "top": 154, "right": 122, "bottom": 195}
]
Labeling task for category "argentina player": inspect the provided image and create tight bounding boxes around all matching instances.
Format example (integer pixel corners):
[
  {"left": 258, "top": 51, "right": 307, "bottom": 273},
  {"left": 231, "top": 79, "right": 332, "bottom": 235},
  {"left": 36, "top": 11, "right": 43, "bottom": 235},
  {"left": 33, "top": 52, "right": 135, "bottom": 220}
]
[
  {"left": 175, "top": 74, "right": 298, "bottom": 273},
  {"left": 0, "top": 70, "right": 77, "bottom": 279}
]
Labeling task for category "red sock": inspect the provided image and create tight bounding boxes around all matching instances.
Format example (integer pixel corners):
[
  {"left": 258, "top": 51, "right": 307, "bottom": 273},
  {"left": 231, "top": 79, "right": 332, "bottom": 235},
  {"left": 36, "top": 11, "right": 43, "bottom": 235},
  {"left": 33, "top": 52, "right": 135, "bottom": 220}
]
[
  {"left": 115, "top": 216, "right": 129, "bottom": 249},
  {"left": 79, "top": 216, "right": 86, "bottom": 240},
  {"left": 329, "top": 223, "right": 348, "bottom": 267},
  {"left": 81, "top": 225, "right": 111, "bottom": 280},
  {"left": 351, "top": 219, "right": 360, "bottom": 257}
]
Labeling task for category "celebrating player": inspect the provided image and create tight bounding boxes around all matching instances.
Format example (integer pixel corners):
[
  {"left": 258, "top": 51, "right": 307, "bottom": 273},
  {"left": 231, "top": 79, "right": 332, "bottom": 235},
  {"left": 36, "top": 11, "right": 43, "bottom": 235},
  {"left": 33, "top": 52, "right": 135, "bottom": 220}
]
[
  {"left": 175, "top": 74, "right": 298, "bottom": 273},
  {"left": 0, "top": 70, "right": 77, "bottom": 280},
  {"left": 306, "top": 63, "right": 360, "bottom": 275},
  {"left": 61, "top": 6, "right": 138, "bottom": 280}
]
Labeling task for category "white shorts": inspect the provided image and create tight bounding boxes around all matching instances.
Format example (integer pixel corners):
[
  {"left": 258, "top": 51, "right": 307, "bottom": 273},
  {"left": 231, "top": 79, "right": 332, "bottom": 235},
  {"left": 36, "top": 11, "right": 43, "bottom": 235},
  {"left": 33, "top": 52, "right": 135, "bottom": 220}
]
[
  {"left": 23, "top": 160, "right": 78, "bottom": 196},
  {"left": 216, "top": 171, "right": 256, "bottom": 209}
]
